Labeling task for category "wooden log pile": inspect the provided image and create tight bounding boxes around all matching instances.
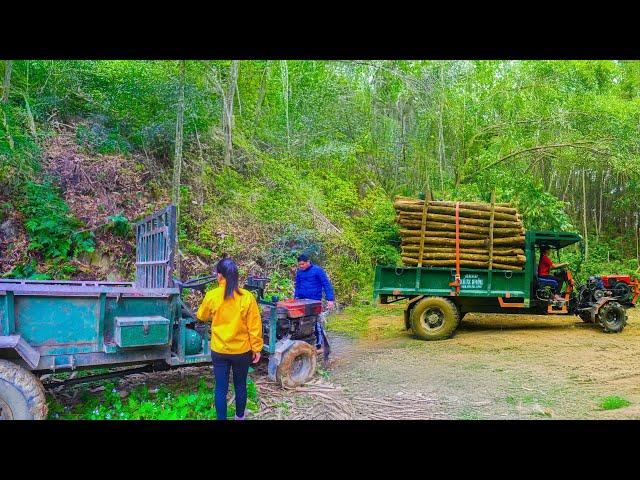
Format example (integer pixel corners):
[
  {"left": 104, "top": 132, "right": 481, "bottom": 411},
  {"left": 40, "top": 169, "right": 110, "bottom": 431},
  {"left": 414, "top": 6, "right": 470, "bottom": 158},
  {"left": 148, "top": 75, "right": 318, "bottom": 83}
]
[{"left": 394, "top": 196, "right": 526, "bottom": 271}]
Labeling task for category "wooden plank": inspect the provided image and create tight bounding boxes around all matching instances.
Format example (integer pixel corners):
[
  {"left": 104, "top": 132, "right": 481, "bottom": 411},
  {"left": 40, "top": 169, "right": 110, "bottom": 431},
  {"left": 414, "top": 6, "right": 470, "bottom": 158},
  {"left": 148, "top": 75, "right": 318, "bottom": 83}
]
[
  {"left": 417, "top": 190, "right": 431, "bottom": 267},
  {"left": 489, "top": 190, "right": 496, "bottom": 270}
]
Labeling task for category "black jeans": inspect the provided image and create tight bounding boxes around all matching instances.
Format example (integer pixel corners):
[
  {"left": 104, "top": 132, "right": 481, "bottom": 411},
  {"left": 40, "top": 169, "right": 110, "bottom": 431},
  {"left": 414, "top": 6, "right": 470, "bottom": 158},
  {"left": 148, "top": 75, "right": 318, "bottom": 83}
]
[{"left": 210, "top": 350, "right": 252, "bottom": 420}]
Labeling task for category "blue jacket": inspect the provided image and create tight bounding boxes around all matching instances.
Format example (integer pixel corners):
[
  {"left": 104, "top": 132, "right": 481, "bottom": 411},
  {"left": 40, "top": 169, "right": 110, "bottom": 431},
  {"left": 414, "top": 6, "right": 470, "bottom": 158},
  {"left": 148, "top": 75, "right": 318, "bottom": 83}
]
[{"left": 294, "top": 264, "right": 335, "bottom": 301}]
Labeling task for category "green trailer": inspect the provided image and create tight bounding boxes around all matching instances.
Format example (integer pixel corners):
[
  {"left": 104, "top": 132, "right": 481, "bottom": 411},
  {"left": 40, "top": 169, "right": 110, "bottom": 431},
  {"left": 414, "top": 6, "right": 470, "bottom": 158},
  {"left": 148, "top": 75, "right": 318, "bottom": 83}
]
[{"left": 374, "top": 230, "right": 640, "bottom": 340}]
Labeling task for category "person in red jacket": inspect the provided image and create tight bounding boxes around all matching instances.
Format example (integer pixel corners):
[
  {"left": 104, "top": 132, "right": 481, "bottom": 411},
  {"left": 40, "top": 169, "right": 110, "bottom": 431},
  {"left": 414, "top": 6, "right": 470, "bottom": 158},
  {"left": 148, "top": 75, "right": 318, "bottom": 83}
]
[{"left": 538, "top": 246, "right": 569, "bottom": 301}]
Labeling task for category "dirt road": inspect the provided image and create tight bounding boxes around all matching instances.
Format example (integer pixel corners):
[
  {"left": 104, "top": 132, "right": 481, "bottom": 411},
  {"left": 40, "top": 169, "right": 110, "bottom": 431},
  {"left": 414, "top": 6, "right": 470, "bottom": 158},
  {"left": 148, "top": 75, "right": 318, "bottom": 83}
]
[{"left": 311, "top": 306, "right": 640, "bottom": 419}]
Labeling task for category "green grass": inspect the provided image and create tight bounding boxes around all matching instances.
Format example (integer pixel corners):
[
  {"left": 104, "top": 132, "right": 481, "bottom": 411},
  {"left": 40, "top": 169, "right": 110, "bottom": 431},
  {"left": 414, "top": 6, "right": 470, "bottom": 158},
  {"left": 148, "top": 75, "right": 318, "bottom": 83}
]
[
  {"left": 456, "top": 407, "right": 483, "bottom": 420},
  {"left": 326, "top": 304, "right": 402, "bottom": 339},
  {"left": 599, "top": 396, "right": 631, "bottom": 411},
  {"left": 274, "top": 401, "right": 291, "bottom": 415},
  {"left": 47, "top": 376, "right": 260, "bottom": 420}
]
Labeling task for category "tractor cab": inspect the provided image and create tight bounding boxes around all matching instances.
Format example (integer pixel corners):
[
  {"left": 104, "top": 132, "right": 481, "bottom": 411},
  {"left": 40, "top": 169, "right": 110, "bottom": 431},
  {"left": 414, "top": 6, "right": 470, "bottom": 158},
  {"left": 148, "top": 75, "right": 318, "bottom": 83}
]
[{"left": 527, "top": 230, "right": 582, "bottom": 312}]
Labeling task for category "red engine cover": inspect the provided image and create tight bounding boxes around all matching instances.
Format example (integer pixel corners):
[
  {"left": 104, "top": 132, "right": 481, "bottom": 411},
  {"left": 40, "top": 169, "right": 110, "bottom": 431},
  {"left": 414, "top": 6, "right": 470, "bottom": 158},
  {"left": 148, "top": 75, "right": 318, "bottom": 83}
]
[
  {"left": 277, "top": 299, "right": 323, "bottom": 318},
  {"left": 601, "top": 275, "right": 631, "bottom": 287}
]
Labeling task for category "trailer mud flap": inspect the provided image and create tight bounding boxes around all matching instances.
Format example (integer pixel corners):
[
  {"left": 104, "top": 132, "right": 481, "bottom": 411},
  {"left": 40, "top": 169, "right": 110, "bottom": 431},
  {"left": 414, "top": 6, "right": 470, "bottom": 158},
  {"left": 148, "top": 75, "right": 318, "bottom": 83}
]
[
  {"left": 267, "top": 337, "right": 296, "bottom": 382},
  {"left": 0, "top": 335, "right": 40, "bottom": 369}
]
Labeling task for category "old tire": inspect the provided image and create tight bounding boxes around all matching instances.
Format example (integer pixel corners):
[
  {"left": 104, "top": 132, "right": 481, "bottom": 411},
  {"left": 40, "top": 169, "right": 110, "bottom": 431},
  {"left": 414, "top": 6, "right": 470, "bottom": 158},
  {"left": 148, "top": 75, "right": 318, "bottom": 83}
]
[
  {"left": 276, "top": 341, "right": 317, "bottom": 388},
  {"left": 410, "top": 296, "right": 460, "bottom": 341},
  {"left": 598, "top": 301, "right": 627, "bottom": 333},
  {"left": 0, "top": 360, "right": 48, "bottom": 420}
]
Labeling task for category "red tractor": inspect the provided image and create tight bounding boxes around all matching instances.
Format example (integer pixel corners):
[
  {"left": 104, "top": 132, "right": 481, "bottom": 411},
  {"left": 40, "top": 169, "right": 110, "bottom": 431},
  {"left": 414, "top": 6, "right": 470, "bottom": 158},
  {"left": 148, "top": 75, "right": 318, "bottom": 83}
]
[{"left": 573, "top": 274, "right": 640, "bottom": 331}]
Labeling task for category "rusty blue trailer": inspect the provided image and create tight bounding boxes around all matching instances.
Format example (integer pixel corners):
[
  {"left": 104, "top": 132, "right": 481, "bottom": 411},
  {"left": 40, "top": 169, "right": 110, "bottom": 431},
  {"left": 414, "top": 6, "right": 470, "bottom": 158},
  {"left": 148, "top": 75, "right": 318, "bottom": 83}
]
[
  {"left": 0, "top": 279, "right": 211, "bottom": 372},
  {"left": 0, "top": 206, "right": 213, "bottom": 419},
  {"left": 0, "top": 204, "right": 321, "bottom": 419}
]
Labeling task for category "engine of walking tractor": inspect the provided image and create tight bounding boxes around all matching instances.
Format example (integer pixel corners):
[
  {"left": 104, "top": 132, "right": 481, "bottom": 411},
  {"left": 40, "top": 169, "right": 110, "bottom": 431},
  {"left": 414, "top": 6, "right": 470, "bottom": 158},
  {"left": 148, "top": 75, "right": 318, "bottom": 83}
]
[
  {"left": 261, "top": 299, "right": 323, "bottom": 342},
  {"left": 576, "top": 274, "right": 635, "bottom": 307}
]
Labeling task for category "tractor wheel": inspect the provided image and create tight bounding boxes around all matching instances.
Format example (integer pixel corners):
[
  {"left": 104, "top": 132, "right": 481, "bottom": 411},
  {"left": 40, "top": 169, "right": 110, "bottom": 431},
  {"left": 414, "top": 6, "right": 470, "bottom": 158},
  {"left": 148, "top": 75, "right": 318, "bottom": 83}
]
[
  {"left": 598, "top": 301, "right": 627, "bottom": 333},
  {"left": 276, "top": 341, "right": 317, "bottom": 389},
  {"left": 410, "top": 296, "right": 460, "bottom": 341},
  {"left": 0, "top": 360, "right": 48, "bottom": 420}
]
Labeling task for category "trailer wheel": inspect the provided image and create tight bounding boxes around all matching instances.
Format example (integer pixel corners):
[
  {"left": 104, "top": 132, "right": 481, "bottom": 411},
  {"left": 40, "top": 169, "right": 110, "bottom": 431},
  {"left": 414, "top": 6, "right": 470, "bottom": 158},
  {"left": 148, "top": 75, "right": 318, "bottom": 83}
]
[
  {"left": 0, "top": 360, "right": 48, "bottom": 420},
  {"left": 276, "top": 341, "right": 317, "bottom": 388},
  {"left": 410, "top": 297, "right": 460, "bottom": 341},
  {"left": 598, "top": 301, "right": 627, "bottom": 333}
]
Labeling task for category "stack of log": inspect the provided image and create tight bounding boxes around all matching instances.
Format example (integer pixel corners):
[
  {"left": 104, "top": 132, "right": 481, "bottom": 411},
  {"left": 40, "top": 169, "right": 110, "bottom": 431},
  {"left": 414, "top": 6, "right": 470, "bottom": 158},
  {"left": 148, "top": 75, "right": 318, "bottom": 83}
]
[{"left": 394, "top": 197, "right": 526, "bottom": 271}]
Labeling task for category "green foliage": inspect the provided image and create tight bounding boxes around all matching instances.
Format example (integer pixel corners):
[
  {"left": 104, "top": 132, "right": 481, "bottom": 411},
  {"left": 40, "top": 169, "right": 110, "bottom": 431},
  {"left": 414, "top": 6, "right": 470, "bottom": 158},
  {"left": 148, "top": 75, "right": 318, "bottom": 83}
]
[
  {"left": 599, "top": 395, "right": 631, "bottom": 411},
  {"left": 4, "top": 59, "right": 640, "bottom": 306},
  {"left": 2, "top": 259, "right": 51, "bottom": 280},
  {"left": 263, "top": 268, "right": 294, "bottom": 300},
  {"left": 48, "top": 377, "right": 259, "bottom": 420},
  {"left": 560, "top": 236, "right": 638, "bottom": 284},
  {"left": 75, "top": 121, "right": 131, "bottom": 155},
  {"left": 0, "top": 104, "right": 40, "bottom": 189},
  {"left": 19, "top": 181, "right": 94, "bottom": 260},
  {"left": 185, "top": 243, "right": 214, "bottom": 259},
  {"left": 267, "top": 225, "right": 324, "bottom": 268},
  {"left": 105, "top": 213, "right": 132, "bottom": 237}
]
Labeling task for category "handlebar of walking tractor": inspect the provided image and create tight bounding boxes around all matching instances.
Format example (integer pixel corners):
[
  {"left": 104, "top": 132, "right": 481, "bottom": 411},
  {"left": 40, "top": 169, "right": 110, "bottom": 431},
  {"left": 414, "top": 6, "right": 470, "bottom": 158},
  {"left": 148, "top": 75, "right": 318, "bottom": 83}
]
[{"left": 172, "top": 274, "right": 272, "bottom": 302}]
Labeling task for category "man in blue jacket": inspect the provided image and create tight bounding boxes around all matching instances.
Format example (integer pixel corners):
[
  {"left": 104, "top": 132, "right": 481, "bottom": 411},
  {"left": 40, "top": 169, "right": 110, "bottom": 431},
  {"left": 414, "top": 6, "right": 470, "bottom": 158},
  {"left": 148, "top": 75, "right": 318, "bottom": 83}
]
[{"left": 294, "top": 254, "right": 335, "bottom": 352}]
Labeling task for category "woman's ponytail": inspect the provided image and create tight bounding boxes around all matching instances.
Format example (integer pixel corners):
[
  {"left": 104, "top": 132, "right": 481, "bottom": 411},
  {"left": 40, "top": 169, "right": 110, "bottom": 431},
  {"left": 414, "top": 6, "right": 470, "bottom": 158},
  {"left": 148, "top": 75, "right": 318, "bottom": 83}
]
[{"left": 216, "top": 257, "right": 242, "bottom": 300}]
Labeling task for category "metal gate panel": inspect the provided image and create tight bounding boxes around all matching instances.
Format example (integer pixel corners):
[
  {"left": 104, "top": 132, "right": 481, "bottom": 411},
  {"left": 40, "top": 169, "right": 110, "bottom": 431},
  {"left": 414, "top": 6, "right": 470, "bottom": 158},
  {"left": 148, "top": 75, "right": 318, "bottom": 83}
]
[{"left": 135, "top": 205, "right": 176, "bottom": 289}]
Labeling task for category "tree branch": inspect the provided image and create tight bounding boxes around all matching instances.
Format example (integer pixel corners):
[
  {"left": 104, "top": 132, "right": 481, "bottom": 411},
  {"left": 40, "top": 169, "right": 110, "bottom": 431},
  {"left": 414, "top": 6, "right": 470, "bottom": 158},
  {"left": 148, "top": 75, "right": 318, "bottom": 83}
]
[{"left": 470, "top": 141, "right": 605, "bottom": 178}]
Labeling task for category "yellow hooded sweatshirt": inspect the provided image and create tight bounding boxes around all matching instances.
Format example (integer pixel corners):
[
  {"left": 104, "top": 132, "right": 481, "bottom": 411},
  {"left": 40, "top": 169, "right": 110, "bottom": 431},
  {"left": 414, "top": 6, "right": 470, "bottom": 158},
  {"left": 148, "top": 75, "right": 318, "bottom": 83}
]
[{"left": 196, "top": 279, "right": 264, "bottom": 354}]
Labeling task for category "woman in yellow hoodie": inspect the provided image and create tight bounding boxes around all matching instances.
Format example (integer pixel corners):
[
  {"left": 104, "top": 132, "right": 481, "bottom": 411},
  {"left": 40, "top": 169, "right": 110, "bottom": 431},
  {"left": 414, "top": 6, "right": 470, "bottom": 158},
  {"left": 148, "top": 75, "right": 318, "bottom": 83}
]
[{"left": 196, "top": 257, "right": 263, "bottom": 420}]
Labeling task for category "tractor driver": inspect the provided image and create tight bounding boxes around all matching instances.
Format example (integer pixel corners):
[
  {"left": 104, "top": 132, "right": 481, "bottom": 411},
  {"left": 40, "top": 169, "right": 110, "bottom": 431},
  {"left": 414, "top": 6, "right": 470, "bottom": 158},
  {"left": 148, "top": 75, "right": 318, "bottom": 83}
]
[
  {"left": 294, "top": 254, "right": 335, "bottom": 351},
  {"left": 538, "top": 245, "right": 569, "bottom": 301}
]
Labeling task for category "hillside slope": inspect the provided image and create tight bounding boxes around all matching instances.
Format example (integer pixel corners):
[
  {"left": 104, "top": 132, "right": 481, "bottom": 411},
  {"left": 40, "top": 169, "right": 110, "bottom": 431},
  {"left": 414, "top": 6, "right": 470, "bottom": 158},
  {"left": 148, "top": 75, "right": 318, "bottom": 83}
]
[{"left": 1, "top": 121, "right": 399, "bottom": 304}]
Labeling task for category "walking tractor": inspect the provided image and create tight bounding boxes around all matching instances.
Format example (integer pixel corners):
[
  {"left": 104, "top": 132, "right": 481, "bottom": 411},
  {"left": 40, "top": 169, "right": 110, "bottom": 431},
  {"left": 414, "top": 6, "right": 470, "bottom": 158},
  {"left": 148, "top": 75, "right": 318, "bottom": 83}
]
[
  {"left": 0, "top": 205, "right": 324, "bottom": 420},
  {"left": 374, "top": 230, "right": 640, "bottom": 341}
]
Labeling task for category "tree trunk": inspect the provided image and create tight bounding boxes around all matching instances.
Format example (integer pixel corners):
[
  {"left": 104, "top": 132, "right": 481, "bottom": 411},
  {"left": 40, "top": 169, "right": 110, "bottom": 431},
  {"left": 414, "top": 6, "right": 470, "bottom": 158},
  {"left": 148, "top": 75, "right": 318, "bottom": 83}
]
[
  {"left": 636, "top": 212, "right": 639, "bottom": 269},
  {"left": 172, "top": 60, "right": 186, "bottom": 277},
  {"left": 23, "top": 94, "right": 37, "bottom": 138},
  {"left": 562, "top": 167, "right": 573, "bottom": 202},
  {"left": 437, "top": 63, "right": 446, "bottom": 191},
  {"left": 280, "top": 60, "right": 290, "bottom": 152},
  {"left": 222, "top": 60, "right": 239, "bottom": 166},
  {"left": 582, "top": 168, "right": 588, "bottom": 260},
  {"left": 254, "top": 61, "right": 270, "bottom": 124},
  {"left": 1, "top": 108, "right": 14, "bottom": 150},
  {"left": 2, "top": 60, "right": 12, "bottom": 104}
]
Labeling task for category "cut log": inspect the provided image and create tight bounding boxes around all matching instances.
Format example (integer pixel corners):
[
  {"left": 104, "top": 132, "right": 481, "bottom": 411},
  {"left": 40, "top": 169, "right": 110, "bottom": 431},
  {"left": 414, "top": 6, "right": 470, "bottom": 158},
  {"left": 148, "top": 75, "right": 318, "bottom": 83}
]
[
  {"left": 401, "top": 236, "right": 525, "bottom": 247},
  {"left": 396, "top": 204, "right": 519, "bottom": 222},
  {"left": 401, "top": 252, "right": 525, "bottom": 264},
  {"left": 394, "top": 195, "right": 513, "bottom": 208},
  {"left": 401, "top": 257, "right": 523, "bottom": 271},
  {"left": 394, "top": 199, "right": 517, "bottom": 215},
  {"left": 400, "top": 246, "right": 525, "bottom": 256},
  {"left": 399, "top": 229, "right": 489, "bottom": 240},
  {"left": 398, "top": 221, "right": 524, "bottom": 237},
  {"left": 397, "top": 212, "right": 522, "bottom": 228}
]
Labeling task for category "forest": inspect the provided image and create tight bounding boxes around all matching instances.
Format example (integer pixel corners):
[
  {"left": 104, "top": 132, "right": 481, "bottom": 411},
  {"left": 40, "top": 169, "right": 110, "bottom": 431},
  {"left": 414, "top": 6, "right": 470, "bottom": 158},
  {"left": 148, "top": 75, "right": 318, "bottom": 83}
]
[{"left": 2, "top": 60, "right": 640, "bottom": 304}]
